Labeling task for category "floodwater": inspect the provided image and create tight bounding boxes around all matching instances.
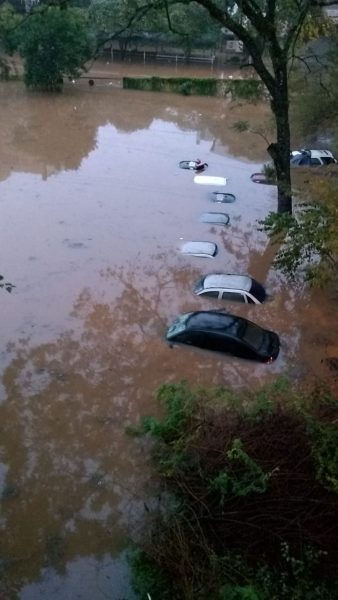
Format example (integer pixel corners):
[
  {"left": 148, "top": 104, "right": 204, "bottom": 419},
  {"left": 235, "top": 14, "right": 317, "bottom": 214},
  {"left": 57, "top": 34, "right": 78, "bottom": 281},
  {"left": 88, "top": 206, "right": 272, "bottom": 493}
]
[{"left": 0, "top": 79, "right": 337, "bottom": 599}]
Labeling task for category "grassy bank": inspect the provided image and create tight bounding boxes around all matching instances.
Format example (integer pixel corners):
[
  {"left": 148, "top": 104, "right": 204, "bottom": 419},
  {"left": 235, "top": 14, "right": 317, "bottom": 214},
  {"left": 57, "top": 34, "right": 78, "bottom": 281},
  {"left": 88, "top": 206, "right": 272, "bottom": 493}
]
[{"left": 123, "top": 76, "right": 264, "bottom": 100}]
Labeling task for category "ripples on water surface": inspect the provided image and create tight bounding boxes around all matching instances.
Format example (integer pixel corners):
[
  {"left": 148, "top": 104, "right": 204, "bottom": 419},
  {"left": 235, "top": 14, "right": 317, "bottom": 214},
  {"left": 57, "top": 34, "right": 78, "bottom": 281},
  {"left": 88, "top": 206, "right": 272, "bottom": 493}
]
[{"left": 0, "top": 81, "right": 337, "bottom": 598}]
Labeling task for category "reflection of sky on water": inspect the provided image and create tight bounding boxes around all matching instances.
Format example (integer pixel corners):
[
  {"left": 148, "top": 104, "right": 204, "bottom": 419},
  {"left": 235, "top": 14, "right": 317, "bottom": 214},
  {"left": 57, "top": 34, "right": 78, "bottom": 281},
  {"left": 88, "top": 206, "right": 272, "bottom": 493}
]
[{"left": 20, "top": 553, "right": 136, "bottom": 600}]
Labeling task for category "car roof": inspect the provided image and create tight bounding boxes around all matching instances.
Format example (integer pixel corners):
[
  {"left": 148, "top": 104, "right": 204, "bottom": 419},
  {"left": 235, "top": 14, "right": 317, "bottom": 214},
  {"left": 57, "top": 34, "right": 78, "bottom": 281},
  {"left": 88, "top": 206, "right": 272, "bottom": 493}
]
[
  {"left": 194, "top": 175, "right": 227, "bottom": 186},
  {"left": 292, "top": 149, "right": 335, "bottom": 158},
  {"left": 199, "top": 212, "right": 230, "bottom": 225},
  {"left": 185, "top": 310, "right": 257, "bottom": 334},
  {"left": 309, "top": 149, "right": 334, "bottom": 158},
  {"left": 181, "top": 241, "right": 217, "bottom": 257},
  {"left": 201, "top": 273, "right": 253, "bottom": 292}
]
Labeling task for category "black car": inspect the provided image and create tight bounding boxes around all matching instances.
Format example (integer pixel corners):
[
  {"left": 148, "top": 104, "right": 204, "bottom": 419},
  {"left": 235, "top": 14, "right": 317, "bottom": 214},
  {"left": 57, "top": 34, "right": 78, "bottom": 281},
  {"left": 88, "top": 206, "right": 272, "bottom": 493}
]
[{"left": 166, "top": 311, "right": 280, "bottom": 363}]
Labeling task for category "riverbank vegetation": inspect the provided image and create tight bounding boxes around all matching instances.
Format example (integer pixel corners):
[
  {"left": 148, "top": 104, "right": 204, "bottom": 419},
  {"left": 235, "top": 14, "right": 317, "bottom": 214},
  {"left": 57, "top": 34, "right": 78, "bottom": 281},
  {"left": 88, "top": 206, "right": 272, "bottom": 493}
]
[
  {"left": 130, "top": 380, "right": 338, "bottom": 599},
  {"left": 261, "top": 175, "right": 338, "bottom": 286},
  {"left": 123, "top": 75, "right": 264, "bottom": 100}
]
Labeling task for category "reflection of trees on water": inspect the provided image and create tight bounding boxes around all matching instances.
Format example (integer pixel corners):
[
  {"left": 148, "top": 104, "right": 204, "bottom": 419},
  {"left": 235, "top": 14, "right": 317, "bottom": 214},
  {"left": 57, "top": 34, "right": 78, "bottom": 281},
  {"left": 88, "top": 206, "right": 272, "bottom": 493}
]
[
  {"left": 219, "top": 220, "right": 268, "bottom": 273},
  {"left": 0, "top": 82, "right": 268, "bottom": 182},
  {"left": 0, "top": 257, "right": 215, "bottom": 588}
]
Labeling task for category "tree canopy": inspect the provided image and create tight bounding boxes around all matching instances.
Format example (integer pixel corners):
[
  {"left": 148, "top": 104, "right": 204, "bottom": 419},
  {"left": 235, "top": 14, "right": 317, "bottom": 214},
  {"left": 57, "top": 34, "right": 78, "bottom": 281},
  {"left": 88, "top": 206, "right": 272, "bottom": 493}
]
[
  {"left": 0, "top": 2, "right": 22, "bottom": 78},
  {"left": 19, "top": 5, "right": 94, "bottom": 91}
]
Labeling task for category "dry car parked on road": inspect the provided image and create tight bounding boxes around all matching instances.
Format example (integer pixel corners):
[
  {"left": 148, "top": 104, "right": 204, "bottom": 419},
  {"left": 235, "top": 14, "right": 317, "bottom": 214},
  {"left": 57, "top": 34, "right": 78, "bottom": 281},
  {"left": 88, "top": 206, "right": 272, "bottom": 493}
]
[
  {"left": 194, "top": 274, "right": 266, "bottom": 304},
  {"left": 166, "top": 311, "right": 280, "bottom": 363},
  {"left": 290, "top": 149, "right": 337, "bottom": 166}
]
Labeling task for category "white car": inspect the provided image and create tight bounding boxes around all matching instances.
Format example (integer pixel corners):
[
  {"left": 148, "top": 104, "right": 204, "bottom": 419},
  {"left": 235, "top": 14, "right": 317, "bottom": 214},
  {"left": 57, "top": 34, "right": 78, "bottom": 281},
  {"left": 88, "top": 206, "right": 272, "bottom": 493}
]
[
  {"left": 194, "top": 274, "right": 266, "bottom": 304},
  {"left": 290, "top": 149, "right": 337, "bottom": 166}
]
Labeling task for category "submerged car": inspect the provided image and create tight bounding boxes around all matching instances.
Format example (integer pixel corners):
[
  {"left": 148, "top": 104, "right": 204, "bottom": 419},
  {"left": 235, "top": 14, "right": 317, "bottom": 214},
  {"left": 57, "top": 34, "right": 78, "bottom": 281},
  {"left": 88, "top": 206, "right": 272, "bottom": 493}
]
[
  {"left": 179, "top": 160, "right": 208, "bottom": 171},
  {"left": 181, "top": 241, "right": 218, "bottom": 258},
  {"left": 166, "top": 311, "right": 280, "bottom": 363},
  {"left": 290, "top": 149, "right": 337, "bottom": 166},
  {"left": 194, "top": 274, "right": 266, "bottom": 304},
  {"left": 194, "top": 175, "right": 227, "bottom": 186},
  {"left": 211, "top": 191, "right": 236, "bottom": 203},
  {"left": 250, "top": 172, "right": 275, "bottom": 185},
  {"left": 199, "top": 212, "right": 230, "bottom": 226}
]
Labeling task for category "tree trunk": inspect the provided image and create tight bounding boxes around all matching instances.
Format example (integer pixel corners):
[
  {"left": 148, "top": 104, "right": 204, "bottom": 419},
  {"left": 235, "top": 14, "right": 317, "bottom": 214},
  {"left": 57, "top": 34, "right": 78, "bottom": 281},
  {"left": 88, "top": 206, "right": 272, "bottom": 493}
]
[
  {"left": 119, "top": 39, "right": 128, "bottom": 61},
  {"left": 268, "top": 65, "right": 292, "bottom": 214}
]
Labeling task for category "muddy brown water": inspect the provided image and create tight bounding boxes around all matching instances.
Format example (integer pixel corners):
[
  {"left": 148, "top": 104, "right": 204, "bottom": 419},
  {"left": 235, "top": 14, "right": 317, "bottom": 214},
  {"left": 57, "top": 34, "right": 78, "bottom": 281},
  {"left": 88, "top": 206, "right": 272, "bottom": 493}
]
[{"left": 0, "top": 79, "right": 337, "bottom": 599}]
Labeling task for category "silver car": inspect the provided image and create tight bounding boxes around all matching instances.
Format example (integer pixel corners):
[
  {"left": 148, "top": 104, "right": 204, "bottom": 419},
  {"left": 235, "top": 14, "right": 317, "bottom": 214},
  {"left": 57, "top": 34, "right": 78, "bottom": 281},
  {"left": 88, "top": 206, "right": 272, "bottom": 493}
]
[{"left": 181, "top": 241, "right": 218, "bottom": 258}]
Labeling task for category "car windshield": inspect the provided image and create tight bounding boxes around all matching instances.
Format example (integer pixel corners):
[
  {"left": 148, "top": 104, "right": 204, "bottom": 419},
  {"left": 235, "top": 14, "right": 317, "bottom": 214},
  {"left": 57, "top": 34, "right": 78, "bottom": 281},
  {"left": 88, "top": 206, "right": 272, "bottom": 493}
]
[
  {"left": 167, "top": 314, "right": 191, "bottom": 337},
  {"left": 187, "top": 312, "right": 238, "bottom": 332},
  {"left": 194, "top": 277, "right": 205, "bottom": 294},
  {"left": 250, "top": 279, "right": 266, "bottom": 303}
]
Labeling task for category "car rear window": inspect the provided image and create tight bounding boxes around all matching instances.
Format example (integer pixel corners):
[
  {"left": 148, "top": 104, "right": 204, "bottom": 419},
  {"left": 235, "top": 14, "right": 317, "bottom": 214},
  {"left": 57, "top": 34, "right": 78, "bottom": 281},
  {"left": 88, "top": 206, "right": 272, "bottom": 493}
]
[
  {"left": 250, "top": 280, "right": 266, "bottom": 303},
  {"left": 187, "top": 312, "right": 238, "bottom": 333}
]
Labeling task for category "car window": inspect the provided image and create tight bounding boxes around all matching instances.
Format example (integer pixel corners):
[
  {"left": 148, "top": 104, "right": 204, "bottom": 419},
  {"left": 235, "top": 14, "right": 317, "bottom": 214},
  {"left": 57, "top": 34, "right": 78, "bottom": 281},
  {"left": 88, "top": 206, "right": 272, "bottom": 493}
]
[
  {"left": 299, "top": 157, "right": 310, "bottom": 165},
  {"left": 203, "top": 332, "right": 225, "bottom": 352},
  {"left": 229, "top": 338, "right": 255, "bottom": 359},
  {"left": 310, "top": 158, "right": 321, "bottom": 165},
  {"left": 176, "top": 332, "right": 190, "bottom": 343},
  {"left": 189, "top": 331, "right": 206, "bottom": 348},
  {"left": 239, "top": 322, "right": 268, "bottom": 352},
  {"left": 204, "top": 290, "right": 219, "bottom": 298},
  {"left": 321, "top": 157, "right": 334, "bottom": 165},
  {"left": 222, "top": 291, "right": 245, "bottom": 303}
]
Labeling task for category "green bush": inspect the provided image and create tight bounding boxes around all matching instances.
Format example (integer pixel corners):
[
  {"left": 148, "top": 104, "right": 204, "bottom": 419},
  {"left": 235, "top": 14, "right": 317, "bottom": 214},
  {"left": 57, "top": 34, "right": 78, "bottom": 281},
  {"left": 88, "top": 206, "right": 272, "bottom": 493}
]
[
  {"left": 229, "top": 79, "right": 264, "bottom": 101},
  {"left": 131, "top": 381, "right": 338, "bottom": 599},
  {"left": 19, "top": 6, "right": 93, "bottom": 92},
  {"left": 123, "top": 76, "right": 220, "bottom": 96}
]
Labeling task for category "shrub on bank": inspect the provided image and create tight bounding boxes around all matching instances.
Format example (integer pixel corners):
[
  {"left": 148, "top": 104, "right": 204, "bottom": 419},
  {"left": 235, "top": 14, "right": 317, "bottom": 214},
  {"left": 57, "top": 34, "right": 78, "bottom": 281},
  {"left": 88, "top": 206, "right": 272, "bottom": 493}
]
[
  {"left": 130, "top": 380, "right": 338, "bottom": 599},
  {"left": 123, "top": 76, "right": 264, "bottom": 99}
]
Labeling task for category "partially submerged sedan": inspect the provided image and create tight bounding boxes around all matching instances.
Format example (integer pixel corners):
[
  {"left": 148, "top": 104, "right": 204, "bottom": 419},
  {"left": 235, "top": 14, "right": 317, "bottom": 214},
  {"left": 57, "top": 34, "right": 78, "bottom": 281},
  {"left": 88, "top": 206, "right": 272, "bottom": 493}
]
[
  {"left": 181, "top": 241, "right": 218, "bottom": 258},
  {"left": 194, "top": 274, "right": 266, "bottom": 304},
  {"left": 166, "top": 311, "right": 280, "bottom": 363}
]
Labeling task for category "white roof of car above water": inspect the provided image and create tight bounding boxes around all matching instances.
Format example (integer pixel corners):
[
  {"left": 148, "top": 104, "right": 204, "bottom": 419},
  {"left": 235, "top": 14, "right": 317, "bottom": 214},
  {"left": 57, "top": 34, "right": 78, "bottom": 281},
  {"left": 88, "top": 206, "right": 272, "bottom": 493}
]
[
  {"left": 202, "top": 274, "right": 253, "bottom": 291},
  {"left": 181, "top": 241, "right": 218, "bottom": 257},
  {"left": 194, "top": 175, "right": 227, "bottom": 186}
]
